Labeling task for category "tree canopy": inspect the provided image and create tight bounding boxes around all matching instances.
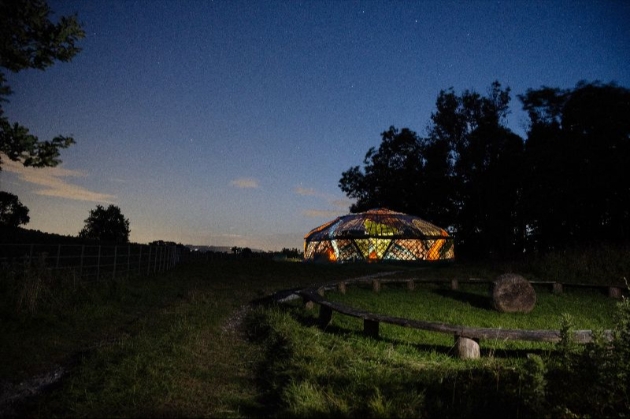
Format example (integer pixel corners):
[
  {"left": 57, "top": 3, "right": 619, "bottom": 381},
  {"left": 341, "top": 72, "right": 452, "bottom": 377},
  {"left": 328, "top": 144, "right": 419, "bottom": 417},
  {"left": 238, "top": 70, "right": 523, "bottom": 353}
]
[
  {"left": 79, "top": 205, "right": 131, "bottom": 243},
  {"left": 0, "top": 0, "right": 84, "bottom": 170},
  {"left": 519, "top": 81, "right": 630, "bottom": 251},
  {"left": 339, "top": 80, "right": 630, "bottom": 258},
  {"left": 0, "top": 191, "right": 29, "bottom": 227}
]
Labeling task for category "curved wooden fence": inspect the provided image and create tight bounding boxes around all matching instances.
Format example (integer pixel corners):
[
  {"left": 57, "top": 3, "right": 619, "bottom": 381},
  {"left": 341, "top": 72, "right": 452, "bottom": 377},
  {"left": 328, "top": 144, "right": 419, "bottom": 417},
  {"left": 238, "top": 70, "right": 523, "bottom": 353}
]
[{"left": 296, "top": 275, "right": 624, "bottom": 359}]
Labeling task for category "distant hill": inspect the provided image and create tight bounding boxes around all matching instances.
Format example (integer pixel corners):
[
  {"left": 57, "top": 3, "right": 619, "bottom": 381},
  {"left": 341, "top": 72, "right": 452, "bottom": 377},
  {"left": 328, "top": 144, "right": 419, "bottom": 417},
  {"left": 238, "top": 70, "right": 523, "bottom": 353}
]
[{"left": 185, "top": 245, "right": 266, "bottom": 254}]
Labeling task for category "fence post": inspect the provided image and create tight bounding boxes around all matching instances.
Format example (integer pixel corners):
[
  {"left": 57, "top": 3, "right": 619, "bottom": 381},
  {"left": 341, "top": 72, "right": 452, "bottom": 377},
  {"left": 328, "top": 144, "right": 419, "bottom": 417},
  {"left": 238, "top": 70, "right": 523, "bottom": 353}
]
[
  {"left": 79, "top": 245, "right": 85, "bottom": 279},
  {"left": 147, "top": 246, "right": 152, "bottom": 275},
  {"left": 127, "top": 245, "right": 131, "bottom": 278},
  {"left": 112, "top": 245, "right": 117, "bottom": 280},
  {"left": 138, "top": 246, "right": 143, "bottom": 276},
  {"left": 29, "top": 244, "right": 34, "bottom": 266},
  {"left": 97, "top": 245, "right": 101, "bottom": 281},
  {"left": 56, "top": 244, "right": 61, "bottom": 269}
]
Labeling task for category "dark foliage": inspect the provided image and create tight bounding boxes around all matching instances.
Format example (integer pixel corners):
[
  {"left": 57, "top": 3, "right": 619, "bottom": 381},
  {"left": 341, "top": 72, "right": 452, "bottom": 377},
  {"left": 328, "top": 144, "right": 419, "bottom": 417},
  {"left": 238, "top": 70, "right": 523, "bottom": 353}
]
[
  {"left": 340, "top": 81, "right": 630, "bottom": 258},
  {"left": 78, "top": 204, "right": 130, "bottom": 243},
  {"left": 0, "top": 191, "right": 29, "bottom": 227},
  {"left": 0, "top": 0, "right": 84, "bottom": 170}
]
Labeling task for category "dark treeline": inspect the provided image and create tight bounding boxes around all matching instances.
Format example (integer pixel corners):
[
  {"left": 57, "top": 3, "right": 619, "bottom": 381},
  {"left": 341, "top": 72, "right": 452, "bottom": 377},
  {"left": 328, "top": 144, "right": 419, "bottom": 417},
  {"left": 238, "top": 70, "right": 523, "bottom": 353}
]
[{"left": 340, "top": 81, "right": 630, "bottom": 259}]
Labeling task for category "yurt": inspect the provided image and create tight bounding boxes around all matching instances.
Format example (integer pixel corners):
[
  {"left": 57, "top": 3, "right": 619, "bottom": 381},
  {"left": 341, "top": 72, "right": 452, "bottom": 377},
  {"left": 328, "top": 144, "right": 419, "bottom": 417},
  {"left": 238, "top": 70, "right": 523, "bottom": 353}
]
[{"left": 304, "top": 208, "right": 454, "bottom": 263}]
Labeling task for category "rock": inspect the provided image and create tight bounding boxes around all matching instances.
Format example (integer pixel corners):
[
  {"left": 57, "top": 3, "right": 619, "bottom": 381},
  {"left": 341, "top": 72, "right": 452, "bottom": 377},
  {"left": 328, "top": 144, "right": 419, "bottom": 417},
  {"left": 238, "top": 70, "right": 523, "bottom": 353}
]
[
  {"left": 454, "top": 336, "right": 480, "bottom": 359},
  {"left": 491, "top": 273, "right": 536, "bottom": 313}
]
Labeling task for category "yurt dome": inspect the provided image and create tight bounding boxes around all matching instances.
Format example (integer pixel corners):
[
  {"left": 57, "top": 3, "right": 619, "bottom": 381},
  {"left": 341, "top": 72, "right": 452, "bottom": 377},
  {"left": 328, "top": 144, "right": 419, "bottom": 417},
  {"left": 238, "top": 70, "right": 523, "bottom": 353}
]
[{"left": 304, "top": 208, "right": 454, "bottom": 263}]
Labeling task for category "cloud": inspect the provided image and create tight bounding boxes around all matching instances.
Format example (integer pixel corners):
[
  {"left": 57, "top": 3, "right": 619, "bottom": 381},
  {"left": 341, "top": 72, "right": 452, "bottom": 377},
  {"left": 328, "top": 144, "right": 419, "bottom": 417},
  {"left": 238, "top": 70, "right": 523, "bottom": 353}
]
[
  {"left": 331, "top": 198, "right": 353, "bottom": 209},
  {"left": 294, "top": 185, "right": 353, "bottom": 217},
  {"left": 2, "top": 158, "right": 116, "bottom": 203},
  {"left": 302, "top": 209, "right": 345, "bottom": 218},
  {"left": 294, "top": 186, "right": 319, "bottom": 196},
  {"left": 230, "top": 177, "right": 259, "bottom": 189}
]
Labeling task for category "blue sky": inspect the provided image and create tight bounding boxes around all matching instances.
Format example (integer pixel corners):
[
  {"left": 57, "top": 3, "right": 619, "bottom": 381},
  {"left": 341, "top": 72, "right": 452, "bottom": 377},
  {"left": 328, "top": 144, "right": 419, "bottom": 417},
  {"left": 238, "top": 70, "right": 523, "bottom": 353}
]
[{"left": 1, "top": 0, "right": 629, "bottom": 250}]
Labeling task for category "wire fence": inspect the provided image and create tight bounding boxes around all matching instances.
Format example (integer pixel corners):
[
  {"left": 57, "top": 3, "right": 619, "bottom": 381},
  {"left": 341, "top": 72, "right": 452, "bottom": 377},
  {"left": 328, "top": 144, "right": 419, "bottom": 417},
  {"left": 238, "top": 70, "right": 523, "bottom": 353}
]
[{"left": 0, "top": 243, "right": 181, "bottom": 282}]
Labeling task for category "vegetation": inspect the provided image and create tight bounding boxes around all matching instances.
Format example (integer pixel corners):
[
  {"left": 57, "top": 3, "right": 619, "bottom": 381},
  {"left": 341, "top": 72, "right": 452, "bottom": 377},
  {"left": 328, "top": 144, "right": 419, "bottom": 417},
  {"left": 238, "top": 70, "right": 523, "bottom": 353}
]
[
  {"left": 339, "top": 81, "right": 630, "bottom": 259},
  {"left": 0, "top": 255, "right": 628, "bottom": 418},
  {"left": 0, "top": 0, "right": 84, "bottom": 171},
  {"left": 78, "top": 204, "right": 131, "bottom": 243},
  {"left": 0, "top": 191, "right": 29, "bottom": 227}
]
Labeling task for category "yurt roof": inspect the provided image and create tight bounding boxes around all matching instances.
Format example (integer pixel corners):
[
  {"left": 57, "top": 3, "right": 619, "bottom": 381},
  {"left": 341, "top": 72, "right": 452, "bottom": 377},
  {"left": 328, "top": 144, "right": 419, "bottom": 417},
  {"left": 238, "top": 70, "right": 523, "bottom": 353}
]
[{"left": 304, "top": 208, "right": 450, "bottom": 242}]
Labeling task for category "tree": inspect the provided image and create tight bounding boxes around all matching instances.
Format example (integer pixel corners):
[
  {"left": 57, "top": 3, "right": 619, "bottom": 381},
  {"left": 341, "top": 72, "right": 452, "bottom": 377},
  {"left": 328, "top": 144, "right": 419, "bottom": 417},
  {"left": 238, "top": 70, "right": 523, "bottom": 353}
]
[
  {"left": 519, "top": 81, "right": 630, "bottom": 250},
  {"left": 339, "top": 126, "right": 426, "bottom": 215},
  {"left": 340, "top": 82, "right": 524, "bottom": 258},
  {"left": 79, "top": 205, "right": 130, "bottom": 243},
  {"left": 0, "top": 0, "right": 84, "bottom": 170},
  {"left": 0, "top": 191, "right": 29, "bottom": 227},
  {"left": 426, "top": 81, "right": 525, "bottom": 257}
]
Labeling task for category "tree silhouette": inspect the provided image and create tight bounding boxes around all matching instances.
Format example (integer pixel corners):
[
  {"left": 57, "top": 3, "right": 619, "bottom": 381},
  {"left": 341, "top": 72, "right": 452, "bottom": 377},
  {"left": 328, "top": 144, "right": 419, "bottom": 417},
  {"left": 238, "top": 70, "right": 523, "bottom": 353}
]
[
  {"left": 339, "top": 82, "right": 524, "bottom": 258},
  {"left": 79, "top": 205, "right": 130, "bottom": 243},
  {"left": 340, "top": 80, "right": 630, "bottom": 258},
  {"left": 426, "top": 81, "right": 524, "bottom": 257},
  {"left": 0, "top": 191, "right": 29, "bottom": 227},
  {"left": 0, "top": 0, "right": 84, "bottom": 170},
  {"left": 339, "top": 126, "right": 425, "bottom": 214},
  {"left": 519, "top": 81, "right": 630, "bottom": 250}
]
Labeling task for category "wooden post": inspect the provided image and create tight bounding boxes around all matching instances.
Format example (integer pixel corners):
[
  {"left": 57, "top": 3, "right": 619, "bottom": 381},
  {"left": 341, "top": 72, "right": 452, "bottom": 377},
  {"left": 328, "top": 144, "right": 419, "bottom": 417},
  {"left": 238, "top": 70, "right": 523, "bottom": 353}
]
[
  {"left": 451, "top": 279, "right": 459, "bottom": 290},
  {"left": 553, "top": 282, "right": 563, "bottom": 295},
  {"left": 454, "top": 335, "right": 480, "bottom": 359},
  {"left": 319, "top": 305, "right": 332, "bottom": 327},
  {"left": 303, "top": 297, "right": 314, "bottom": 310},
  {"left": 146, "top": 246, "right": 152, "bottom": 275},
  {"left": 97, "top": 245, "right": 101, "bottom": 281},
  {"left": 79, "top": 245, "right": 85, "bottom": 279},
  {"left": 338, "top": 281, "right": 347, "bottom": 294},
  {"left": 608, "top": 287, "right": 622, "bottom": 299},
  {"left": 112, "top": 246, "right": 117, "bottom": 280},
  {"left": 372, "top": 279, "right": 381, "bottom": 293},
  {"left": 56, "top": 244, "right": 61, "bottom": 269},
  {"left": 407, "top": 279, "right": 415, "bottom": 291},
  {"left": 364, "top": 319, "right": 379, "bottom": 338}
]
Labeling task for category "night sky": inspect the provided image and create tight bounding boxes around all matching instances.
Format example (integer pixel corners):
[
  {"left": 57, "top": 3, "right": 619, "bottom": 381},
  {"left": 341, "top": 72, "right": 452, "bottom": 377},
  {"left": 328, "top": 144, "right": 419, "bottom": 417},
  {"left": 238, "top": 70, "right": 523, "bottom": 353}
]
[{"left": 2, "top": 0, "right": 629, "bottom": 250}]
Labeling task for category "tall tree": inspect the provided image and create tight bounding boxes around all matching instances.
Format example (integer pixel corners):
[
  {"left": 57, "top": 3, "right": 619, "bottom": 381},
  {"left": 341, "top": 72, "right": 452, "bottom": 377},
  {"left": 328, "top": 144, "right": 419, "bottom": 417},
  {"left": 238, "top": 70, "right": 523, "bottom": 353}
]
[
  {"left": 425, "top": 82, "right": 525, "bottom": 257},
  {"left": 0, "top": 191, "right": 29, "bottom": 227},
  {"left": 0, "top": 0, "right": 84, "bottom": 170},
  {"left": 519, "top": 81, "right": 630, "bottom": 250},
  {"left": 339, "top": 126, "right": 426, "bottom": 215},
  {"left": 339, "top": 82, "right": 525, "bottom": 259},
  {"left": 79, "top": 205, "right": 131, "bottom": 243}
]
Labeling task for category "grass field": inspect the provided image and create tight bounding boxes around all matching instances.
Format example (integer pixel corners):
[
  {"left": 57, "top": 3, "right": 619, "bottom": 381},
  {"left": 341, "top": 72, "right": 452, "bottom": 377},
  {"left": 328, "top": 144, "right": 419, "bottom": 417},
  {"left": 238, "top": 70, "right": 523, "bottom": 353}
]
[{"left": 0, "top": 257, "right": 628, "bottom": 417}]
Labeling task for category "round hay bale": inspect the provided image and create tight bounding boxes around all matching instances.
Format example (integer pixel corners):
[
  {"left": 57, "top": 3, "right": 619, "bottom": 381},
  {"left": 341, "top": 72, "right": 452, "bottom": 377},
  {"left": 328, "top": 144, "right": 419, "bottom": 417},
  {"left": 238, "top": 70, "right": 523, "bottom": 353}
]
[{"left": 491, "top": 273, "right": 536, "bottom": 313}]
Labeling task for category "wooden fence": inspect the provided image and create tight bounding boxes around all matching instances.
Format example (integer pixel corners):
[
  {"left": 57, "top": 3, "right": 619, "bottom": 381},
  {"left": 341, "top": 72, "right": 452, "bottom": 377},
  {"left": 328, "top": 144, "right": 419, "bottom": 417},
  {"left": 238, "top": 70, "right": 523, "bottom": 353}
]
[
  {"left": 297, "top": 275, "right": 626, "bottom": 359},
  {"left": 0, "top": 243, "right": 181, "bottom": 281}
]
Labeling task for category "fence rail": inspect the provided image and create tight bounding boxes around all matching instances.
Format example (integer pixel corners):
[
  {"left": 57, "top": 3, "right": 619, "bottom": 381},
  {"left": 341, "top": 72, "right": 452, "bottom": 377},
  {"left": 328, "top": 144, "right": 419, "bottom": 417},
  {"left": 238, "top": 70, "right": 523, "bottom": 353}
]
[{"left": 0, "top": 243, "right": 181, "bottom": 281}]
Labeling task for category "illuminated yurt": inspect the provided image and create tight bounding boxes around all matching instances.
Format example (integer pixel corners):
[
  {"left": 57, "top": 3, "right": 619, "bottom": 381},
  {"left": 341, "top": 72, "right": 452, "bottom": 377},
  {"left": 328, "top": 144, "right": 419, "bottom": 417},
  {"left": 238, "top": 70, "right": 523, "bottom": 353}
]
[{"left": 304, "top": 208, "right": 454, "bottom": 263}]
